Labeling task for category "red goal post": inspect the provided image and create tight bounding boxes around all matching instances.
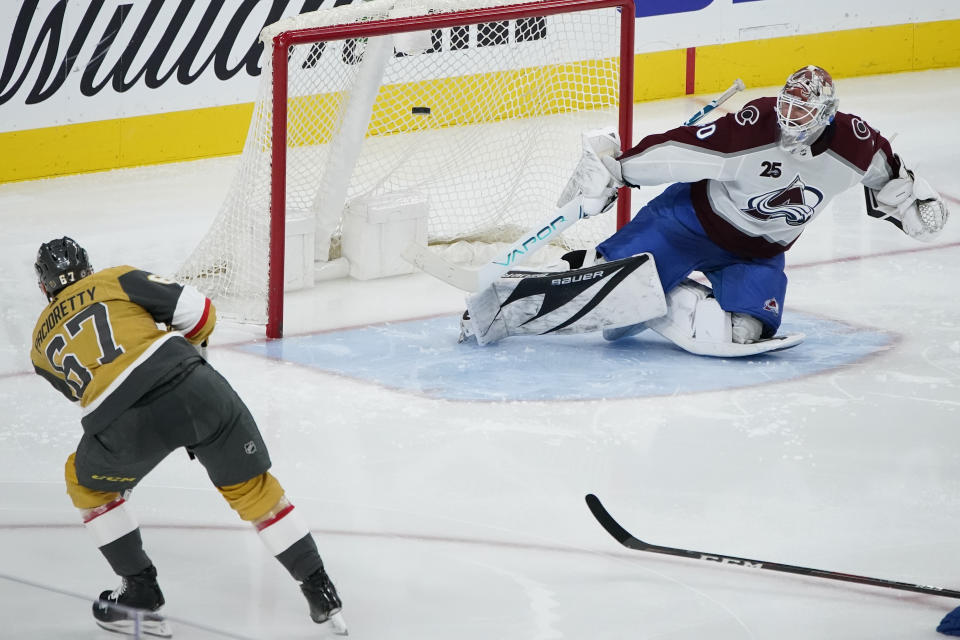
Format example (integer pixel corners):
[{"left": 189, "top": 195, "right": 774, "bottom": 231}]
[{"left": 181, "top": 0, "right": 636, "bottom": 339}]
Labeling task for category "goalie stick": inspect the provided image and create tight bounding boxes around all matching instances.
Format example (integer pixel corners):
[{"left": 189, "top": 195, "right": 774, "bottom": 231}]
[
  {"left": 682, "top": 78, "right": 746, "bottom": 126},
  {"left": 585, "top": 494, "right": 960, "bottom": 599},
  {"left": 404, "top": 80, "right": 746, "bottom": 291},
  {"left": 401, "top": 198, "right": 587, "bottom": 292}
]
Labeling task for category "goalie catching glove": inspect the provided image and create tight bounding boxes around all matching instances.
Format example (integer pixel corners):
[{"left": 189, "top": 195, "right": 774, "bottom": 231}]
[
  {"left": 557, "top": 128, "right": 625, "bottom": 217},
  {"left": 866, "top": 166, "right": 949, "bottom": 241}
]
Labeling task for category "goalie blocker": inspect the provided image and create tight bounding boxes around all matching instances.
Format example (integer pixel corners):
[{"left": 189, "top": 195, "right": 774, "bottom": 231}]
[{"left": 461, "top": 253, "right": 804, "bottom": 357}]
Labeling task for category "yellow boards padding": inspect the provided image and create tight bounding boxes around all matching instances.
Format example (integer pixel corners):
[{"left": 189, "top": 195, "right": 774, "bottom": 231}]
[
  {"left": 1, "top": 104, "right": 253, "bottom": 182},
  {"left": 692, "top": 20, "right": 960, "bottom": 95}
]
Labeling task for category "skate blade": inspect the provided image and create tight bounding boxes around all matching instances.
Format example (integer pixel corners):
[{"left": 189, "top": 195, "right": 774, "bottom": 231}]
[
  {"left": 328, "top": 612, "right": 349, "bottom": 635},
  {"left": 95, "top": 617, "right": 173, "bottom": 638}
]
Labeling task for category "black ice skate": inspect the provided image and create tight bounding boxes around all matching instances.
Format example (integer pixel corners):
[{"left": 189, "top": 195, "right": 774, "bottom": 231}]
[
  {"left": 93, "top": 565, "right": 172, "bottom": 638},
  {"left": 300, "top": 567, "right": 348, "bottom": 635}
]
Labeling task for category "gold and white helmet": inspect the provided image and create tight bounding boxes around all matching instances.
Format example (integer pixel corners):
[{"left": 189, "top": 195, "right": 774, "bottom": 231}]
[{"left": 776, "top": 65, "right": 839, "bottom": 153}]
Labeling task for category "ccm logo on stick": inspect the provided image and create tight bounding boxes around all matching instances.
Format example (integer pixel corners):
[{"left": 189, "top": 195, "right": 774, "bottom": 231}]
[{"left": 700, "top": 554, "right": 763, "bottom": 568}]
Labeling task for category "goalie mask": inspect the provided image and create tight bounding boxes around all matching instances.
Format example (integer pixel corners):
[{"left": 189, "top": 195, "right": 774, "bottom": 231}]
[
  {"left": 776, "top": 65, "right": 838, "bottom": 154},
  {"left": 35, "top": 237, "right": 93, "bottom": 300}
]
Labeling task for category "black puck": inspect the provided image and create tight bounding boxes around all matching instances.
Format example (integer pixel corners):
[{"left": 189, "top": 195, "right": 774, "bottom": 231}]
[{"left": 411, "top": 106, "right": 431, "bottom": 115}]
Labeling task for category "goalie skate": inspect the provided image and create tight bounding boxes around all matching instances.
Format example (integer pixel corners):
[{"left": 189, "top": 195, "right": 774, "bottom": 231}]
[
  {"left": 605, "top": 279, "right": 805, "bottom": 356},
  {"left": 648, "top": 316, "right": 805, "bottom": 357},
  {"left": 604, "top": 317, "right": 804, "bottom": 355}
]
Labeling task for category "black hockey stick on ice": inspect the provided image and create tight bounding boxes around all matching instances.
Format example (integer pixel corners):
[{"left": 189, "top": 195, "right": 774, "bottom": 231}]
[{"left": 585, "top": 494, "right": 960, "bottom": 599}]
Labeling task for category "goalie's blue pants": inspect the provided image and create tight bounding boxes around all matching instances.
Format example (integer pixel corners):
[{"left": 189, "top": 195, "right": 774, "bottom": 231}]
[
  {"left": 939, "top": 606, "right": 960, "bottom": 636},
  {"left": 596, "top": 182, "right": 787, "bottom": 335}
]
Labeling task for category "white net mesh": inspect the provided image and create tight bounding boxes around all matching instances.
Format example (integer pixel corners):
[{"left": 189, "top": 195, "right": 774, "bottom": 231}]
[{"left": 178, "top": 0, "right": 628, "bottom": 325}]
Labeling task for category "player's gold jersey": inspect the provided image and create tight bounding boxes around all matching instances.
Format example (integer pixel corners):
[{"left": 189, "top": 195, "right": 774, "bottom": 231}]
[{"left": 31, "top": 265, "right": 216, "bottom": 434}]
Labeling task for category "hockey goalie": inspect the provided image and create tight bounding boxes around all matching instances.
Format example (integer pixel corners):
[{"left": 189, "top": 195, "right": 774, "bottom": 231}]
[{"left": 459, "top": 65, "right": 949, "bottom": 357}]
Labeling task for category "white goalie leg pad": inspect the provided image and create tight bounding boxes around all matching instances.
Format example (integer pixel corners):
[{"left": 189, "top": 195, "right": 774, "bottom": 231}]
[
  {"left": 646, "top": 280, "right": 804, "bottom": 357},
  {"left": 645, "top": 278, "right": 712, "bottom": 342},
  {"left": 463, "top": 253, "right": 666, "bottom": 346},
  {"left": 693, "top": 297, "right": 732, "bottom": 343},
  {"left": 732, "top": 313, "right": 764, "bottom": 344}
]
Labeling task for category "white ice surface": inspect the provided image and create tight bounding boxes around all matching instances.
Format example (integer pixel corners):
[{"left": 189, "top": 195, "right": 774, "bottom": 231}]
[{"left": 1, "top": 69, "right": 959, "bottom": 639}]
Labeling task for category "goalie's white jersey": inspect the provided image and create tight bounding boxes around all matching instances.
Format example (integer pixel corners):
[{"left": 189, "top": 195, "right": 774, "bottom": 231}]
[{"left": 618, "top": 97, "right": 901, "bottom": 258}]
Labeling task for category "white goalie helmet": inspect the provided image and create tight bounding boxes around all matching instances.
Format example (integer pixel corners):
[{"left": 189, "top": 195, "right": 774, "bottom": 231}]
[{"left": 776, "top": 65, "right": 839, "bottom": 153}]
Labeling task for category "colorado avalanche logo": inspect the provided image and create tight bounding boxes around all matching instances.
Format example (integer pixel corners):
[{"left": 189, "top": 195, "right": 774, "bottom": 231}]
[
  {"left": 851, "top": 117, "right": 873, "bottom": 140},
  {"left": 736, "top": 105, "right": 760, "bottom": 126},
  {"left": 741, "top": 175, "right": 824, "bottom": 226}
]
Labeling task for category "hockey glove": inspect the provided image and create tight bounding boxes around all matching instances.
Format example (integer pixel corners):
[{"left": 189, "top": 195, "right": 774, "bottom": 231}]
[
  {"left": 875, "top": 171, "right": 949, "bottom": 241},
  {"left": 557, "top": 128, "right": 625, "bottom": 217}
]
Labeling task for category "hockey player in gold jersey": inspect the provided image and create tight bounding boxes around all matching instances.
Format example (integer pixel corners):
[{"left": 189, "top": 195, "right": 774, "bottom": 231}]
[{"left": 31, "top": 237, "right": 346, "bottom": 637}]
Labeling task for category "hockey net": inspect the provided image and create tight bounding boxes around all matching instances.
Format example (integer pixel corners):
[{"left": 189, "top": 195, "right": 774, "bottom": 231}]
[{"left": 178, "top": 0, "right": 634, "bottom": 337}]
